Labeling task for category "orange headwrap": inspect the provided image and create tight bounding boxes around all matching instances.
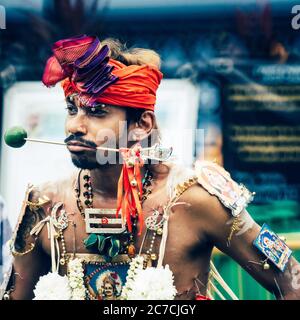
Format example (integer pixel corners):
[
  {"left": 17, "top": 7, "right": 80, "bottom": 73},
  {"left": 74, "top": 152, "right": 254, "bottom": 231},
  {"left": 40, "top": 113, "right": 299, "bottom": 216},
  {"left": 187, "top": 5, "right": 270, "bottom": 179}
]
[
  {"left": 43, "top": 35, "right": 163, "bottom": 111},
  {"left": 62, "top": 59, "right": 162, "bottom": 111}
]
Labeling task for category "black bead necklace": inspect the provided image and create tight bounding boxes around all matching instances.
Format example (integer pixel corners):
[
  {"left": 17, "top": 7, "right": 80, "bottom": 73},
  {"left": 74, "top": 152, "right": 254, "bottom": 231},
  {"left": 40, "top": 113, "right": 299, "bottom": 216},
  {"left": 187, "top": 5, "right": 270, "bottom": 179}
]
[
  {"left": 75, "top": 169, "right": 153, "bottom": 219},
  {"left": 74, "top": 168, "right": 154, "bottom": 257}
]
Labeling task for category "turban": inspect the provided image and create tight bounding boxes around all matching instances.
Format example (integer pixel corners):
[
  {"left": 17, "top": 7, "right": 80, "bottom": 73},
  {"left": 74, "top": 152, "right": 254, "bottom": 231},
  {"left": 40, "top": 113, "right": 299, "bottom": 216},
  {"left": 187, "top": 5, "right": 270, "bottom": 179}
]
[{"left": 42, "top": 35, "right": 163, "bottom": 111}]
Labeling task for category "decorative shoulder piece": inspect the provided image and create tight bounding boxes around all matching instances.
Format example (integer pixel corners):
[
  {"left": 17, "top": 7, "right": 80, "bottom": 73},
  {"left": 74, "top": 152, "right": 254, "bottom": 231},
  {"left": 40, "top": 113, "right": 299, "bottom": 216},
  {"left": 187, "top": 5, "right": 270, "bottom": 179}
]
[
  {"left": 195, "top": 161, "right": 254, "bottom": 217},
  {"left": 10, "top": 184, "right": 35, "bottom": 253},
  {"left": 10, "top": 184, "right": 51, "bottom": 256},
  {"left": 26, "top": 195, "right": 50, "bottom": 213},
  {"left": 253, "top": 223, "right": 292, "bottom": 272}
]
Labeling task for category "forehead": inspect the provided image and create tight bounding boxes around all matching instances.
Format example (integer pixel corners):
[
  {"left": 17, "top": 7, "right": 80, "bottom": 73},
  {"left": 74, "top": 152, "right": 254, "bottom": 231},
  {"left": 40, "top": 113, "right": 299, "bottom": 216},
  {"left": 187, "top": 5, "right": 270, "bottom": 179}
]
[{"left": 67, "top": 94, "right": 106, "bottom": 109}]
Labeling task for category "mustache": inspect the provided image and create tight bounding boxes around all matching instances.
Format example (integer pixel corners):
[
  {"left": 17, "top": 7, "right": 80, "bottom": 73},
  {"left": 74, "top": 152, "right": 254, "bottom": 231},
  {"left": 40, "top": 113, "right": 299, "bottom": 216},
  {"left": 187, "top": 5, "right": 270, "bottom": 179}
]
[{"left": 64, "top": 134, "right": 97, "bottom": 148}]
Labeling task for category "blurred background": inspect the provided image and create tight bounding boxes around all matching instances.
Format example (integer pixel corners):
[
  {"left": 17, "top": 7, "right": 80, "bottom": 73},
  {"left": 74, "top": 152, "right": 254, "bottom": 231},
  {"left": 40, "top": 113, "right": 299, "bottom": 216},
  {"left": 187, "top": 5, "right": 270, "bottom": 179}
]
[{"left": 0, "top": 0, "right": 299, "bottom": 299}]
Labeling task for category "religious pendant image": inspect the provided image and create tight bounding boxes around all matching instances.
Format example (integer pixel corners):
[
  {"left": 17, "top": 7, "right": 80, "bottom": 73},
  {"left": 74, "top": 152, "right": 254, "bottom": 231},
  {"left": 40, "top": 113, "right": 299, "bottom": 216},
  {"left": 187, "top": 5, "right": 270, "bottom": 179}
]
[
  {"left": 84, "top": 258, "right": 130, "bottom": 300},
  {"left": 85, "top": 208, "right": 126, "bottom": 234},
  {"left": 253, "top": 223, "right": 292, "bottom": 272}
]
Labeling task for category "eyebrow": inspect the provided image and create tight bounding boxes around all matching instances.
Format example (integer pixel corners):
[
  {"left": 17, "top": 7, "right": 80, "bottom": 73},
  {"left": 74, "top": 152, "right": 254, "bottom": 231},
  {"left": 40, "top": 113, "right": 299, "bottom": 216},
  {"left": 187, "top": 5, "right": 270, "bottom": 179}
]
[
  {"left": 83, "top": 103, "right": 109, "bottom": 111},
  {"left": 65, "top": 96, "right": 109, "bottom": 111}
]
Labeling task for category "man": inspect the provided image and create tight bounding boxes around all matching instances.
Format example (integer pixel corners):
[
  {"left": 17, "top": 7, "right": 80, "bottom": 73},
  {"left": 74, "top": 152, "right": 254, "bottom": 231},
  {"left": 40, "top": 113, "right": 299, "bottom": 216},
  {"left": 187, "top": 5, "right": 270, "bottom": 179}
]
[{"left": 2, "top": 35, "right": 300, "bottom": 300}]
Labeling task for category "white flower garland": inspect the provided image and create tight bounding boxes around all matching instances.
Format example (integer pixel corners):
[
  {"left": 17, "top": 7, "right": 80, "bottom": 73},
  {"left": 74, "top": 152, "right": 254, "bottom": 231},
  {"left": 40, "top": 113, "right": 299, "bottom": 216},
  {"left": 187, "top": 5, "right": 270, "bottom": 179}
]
[
  {"left": 33, "top": 258, "right": 86, "bottom": 300},
  {"left": 33, "top": 256, "right": 176, "bottom": 300},
  {"left": 68, "top": 258, "right": 87, "bottom": 300},
  {"left": 121, "top": 255, "right": 144, "bottom": 300},
  {"left": 33, "top": 272, "right": 71, "bottom": 300},
  {"left": 121, "top": 255, "right": 177, "bottom": 300}
]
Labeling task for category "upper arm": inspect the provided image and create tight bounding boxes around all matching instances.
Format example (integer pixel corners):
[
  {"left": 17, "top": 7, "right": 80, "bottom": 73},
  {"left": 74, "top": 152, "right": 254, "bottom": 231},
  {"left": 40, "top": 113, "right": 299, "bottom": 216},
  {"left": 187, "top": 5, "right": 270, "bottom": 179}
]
[
  {"left": 205, "top": 202, "right": 300, "bottom": 299},
  {"left": 6, "top": 186, "right": 51, "bottom": 300},
  {"left": 10, "top": 238, "right": 50, "bottom": 300}
]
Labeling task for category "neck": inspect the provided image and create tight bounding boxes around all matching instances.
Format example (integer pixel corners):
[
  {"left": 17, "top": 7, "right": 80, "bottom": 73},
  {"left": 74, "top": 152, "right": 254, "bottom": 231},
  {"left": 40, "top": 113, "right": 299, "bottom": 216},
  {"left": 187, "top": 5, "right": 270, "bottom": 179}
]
[{"left": 87, "top": 164, "right": 147, "bottom": 199}]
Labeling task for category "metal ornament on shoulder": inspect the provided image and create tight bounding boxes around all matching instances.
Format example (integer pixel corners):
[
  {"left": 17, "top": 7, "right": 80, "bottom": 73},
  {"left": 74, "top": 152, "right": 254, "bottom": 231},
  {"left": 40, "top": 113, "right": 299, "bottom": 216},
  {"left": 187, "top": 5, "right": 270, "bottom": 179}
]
[
  {"left": 50, "top": 202, "right": 69, "bottom": 230},
  {"left": 85, "top": 208, "right": 126, "bottom": 234},
  {"left": 195, "top": 161, "right": 255, "bottom": 217},
  {"left": 145, "top": 209, "right": 165, "bottom": 231},
  {"left": 26, "top": 195, "right": 50, "bottom": 213},
  {"left": 54, "top": 209, "right": 69, "bottom": 230}
]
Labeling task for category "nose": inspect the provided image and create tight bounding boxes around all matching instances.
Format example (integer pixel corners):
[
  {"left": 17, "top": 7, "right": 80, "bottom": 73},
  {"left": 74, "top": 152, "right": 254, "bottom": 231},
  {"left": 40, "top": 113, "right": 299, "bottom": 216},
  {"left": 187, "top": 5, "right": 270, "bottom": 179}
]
[{"left": 66, "top": 109, "right": 88, "bottom": 136}]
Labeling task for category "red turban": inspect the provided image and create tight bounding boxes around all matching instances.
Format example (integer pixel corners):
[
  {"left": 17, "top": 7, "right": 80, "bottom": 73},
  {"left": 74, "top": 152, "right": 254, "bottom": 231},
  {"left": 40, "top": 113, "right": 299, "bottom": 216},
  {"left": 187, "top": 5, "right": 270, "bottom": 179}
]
[{"left": 42, "top": 35, "right": 163, "bottom": 111}]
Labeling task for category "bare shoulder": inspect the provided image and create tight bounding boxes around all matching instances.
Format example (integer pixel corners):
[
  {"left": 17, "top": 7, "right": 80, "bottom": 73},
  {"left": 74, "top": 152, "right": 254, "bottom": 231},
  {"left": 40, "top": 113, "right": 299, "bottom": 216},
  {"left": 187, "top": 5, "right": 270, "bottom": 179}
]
[
  {"left": 179, "top": 182, "right": 229, "bottom": 223},
  {"left": 32, "top": 172, "right": 77, "bottom": 207},
  {"left": 12, "top": 173, "right": 77, "bottom": 253},
  {"left": 171, "top": 160, "right": 254, "bottom": 228}
]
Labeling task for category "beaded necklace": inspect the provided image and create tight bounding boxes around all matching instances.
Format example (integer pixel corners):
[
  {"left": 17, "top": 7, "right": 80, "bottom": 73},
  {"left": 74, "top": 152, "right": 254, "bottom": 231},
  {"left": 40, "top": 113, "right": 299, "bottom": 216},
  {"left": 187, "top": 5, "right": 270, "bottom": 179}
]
[{"left": 74, "top": 168, "right": 154, "bottom": 257}]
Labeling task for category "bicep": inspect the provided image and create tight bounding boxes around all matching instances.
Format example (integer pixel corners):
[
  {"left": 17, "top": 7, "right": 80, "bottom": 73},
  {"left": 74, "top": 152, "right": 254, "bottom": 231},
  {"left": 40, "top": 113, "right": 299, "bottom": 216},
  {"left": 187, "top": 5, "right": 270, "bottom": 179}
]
[{"left": 207, "top": 205, "right": 300, "bottom": 299}]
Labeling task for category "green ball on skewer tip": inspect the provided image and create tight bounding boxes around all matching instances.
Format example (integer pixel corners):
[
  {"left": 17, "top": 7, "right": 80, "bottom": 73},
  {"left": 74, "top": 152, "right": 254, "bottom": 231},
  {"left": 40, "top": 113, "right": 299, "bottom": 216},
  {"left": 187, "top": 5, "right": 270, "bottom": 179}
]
[{"left": 4, "top": 126, "right": 28, "bottom": 148}]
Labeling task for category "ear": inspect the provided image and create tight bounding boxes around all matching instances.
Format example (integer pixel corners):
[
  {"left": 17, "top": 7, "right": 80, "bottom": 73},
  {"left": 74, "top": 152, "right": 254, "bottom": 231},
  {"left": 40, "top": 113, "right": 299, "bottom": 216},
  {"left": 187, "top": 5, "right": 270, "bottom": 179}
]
[{"left": 128, "top": 111, "right": 156, "bottom": 142}]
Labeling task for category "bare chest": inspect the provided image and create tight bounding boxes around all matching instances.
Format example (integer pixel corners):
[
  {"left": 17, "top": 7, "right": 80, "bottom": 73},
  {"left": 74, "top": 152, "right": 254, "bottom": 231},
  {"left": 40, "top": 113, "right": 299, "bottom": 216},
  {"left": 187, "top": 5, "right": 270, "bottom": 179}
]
[{"left": 39, "top": 185, "right": 212, "bottom": 298}]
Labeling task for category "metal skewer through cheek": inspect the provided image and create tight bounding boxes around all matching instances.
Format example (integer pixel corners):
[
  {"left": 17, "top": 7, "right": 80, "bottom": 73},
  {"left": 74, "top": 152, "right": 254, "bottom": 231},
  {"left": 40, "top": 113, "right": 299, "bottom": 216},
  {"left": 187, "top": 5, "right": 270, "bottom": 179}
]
[
  {"left": 24, "top": 138, "right": 66, "bottom": 146},
  {"left": 24, "top": 137, "right": 141, "bottom": 151},
  {"left": 24, "top": 138, "right": 169, "bottom": 160},
  {"left": 4, "top": 127, "right": 171, "bottom": 161}
]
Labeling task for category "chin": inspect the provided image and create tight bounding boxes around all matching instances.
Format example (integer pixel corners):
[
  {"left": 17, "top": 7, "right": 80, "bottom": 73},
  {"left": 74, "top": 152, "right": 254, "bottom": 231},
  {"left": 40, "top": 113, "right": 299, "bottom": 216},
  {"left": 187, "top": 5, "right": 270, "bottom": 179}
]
[{"left": 70, "top": 154, "right": 99, "bottom": 170}]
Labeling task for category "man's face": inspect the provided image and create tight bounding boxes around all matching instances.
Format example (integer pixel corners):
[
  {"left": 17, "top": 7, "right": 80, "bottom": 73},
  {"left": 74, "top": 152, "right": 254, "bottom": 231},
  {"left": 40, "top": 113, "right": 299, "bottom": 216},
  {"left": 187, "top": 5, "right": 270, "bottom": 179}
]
[{"left": 64, "top": 94, "right": 128, "bottom": 169}]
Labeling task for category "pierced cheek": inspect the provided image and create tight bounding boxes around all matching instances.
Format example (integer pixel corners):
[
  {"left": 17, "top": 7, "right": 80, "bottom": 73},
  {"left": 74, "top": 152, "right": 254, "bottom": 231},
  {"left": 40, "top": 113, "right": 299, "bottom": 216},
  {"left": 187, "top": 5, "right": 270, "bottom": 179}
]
[{"left": 95, "top": 126, "right": 118, "bottom": 148}]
